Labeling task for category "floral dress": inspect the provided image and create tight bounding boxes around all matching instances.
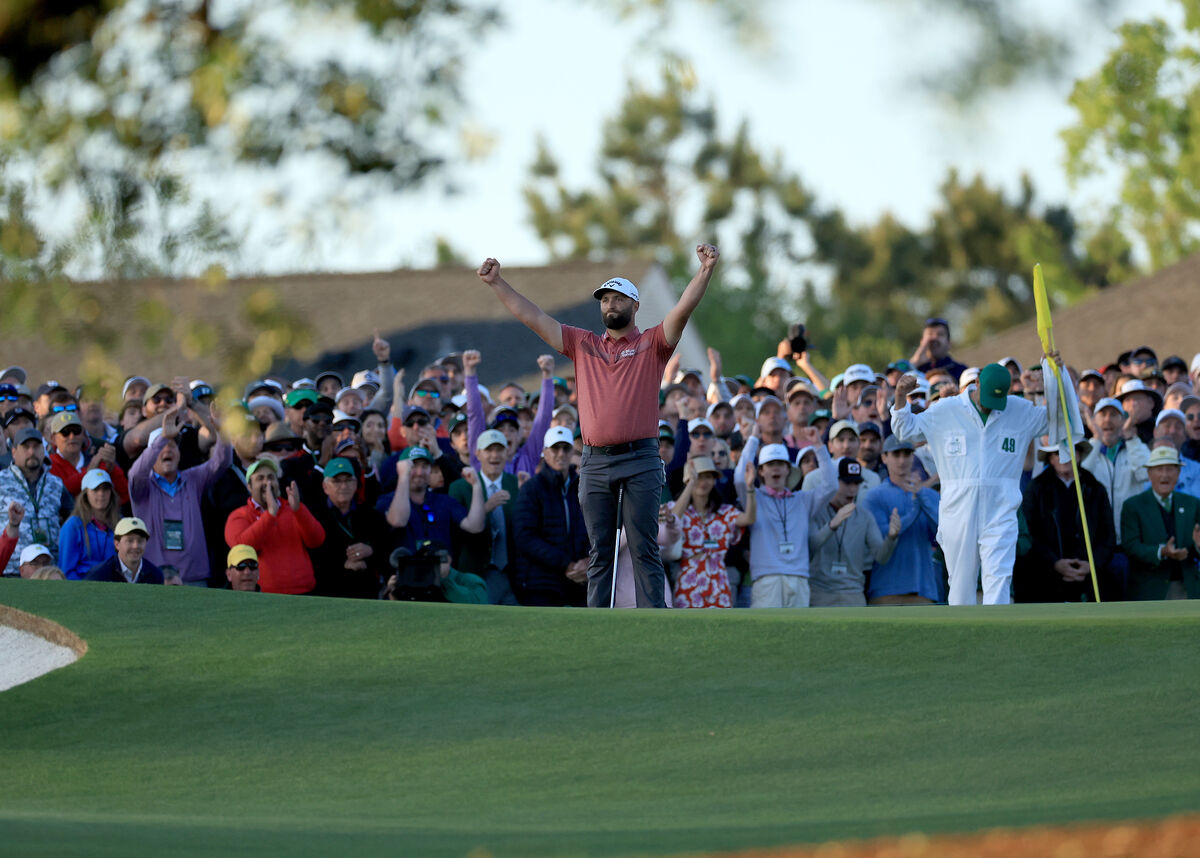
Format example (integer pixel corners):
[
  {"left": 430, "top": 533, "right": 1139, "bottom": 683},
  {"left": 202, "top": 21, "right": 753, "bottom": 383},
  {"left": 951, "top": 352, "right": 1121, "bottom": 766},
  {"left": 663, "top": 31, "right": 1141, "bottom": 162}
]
[{"left": 672, "top": 503, "right": 741, "bottom": 608}]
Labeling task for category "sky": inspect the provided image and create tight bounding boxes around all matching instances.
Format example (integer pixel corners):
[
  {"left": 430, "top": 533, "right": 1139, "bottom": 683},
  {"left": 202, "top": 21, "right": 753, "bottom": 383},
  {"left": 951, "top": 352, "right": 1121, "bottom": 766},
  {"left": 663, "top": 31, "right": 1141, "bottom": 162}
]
[{"left": 250, "top": 0, "right": 1175, "bottom": 275}]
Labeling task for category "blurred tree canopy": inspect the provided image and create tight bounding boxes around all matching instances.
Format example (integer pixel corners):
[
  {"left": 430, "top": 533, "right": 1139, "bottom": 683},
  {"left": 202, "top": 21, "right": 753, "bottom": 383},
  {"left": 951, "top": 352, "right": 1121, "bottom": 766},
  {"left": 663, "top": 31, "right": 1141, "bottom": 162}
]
[
  {"left": 1063, "top": 0, "right": 1200, "bottom": 269},
  {"left": 0, "top": 0, "right": 1151, "bottom": 396},
  {"left": 525, "top": 73, "right": 1133, "bottom": 377}
]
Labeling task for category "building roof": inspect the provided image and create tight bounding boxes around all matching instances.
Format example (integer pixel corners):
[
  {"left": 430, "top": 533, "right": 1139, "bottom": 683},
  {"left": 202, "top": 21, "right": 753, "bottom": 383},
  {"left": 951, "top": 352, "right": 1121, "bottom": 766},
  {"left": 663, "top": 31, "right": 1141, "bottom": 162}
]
[
  {"left": 7, "top": 259, "right": 665, "bottom": 396},
  {"left": 957, "top": 254, "right": 1200, "bottom": 372}
]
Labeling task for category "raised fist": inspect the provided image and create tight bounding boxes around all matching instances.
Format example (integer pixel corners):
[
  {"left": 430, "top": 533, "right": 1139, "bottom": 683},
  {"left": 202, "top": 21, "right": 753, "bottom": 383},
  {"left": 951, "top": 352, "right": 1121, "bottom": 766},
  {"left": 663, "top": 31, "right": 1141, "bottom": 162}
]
[
  {"left": 893, "top": 374, "right": 919, "bottom": 401},
  {"left": 462, "top": 350, "right": 481, "bottom": 373},
  {"left": 372, "top": 330, "right": 390, "bottom": 363},
  {"left": 478, "top": 258, "right": 501, "bottom": 285},
  {"left": 696, "top": 243, "right": 720, "bottom": 271},
  {"left": 537, "top": 354, "right": 554, "bottom": 375}
]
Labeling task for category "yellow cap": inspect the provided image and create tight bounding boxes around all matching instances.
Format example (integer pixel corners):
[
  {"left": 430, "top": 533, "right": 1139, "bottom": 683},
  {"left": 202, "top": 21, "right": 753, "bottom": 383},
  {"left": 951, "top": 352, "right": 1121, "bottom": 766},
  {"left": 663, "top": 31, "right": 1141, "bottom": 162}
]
[{"left": 227, "top": 545, "right": 259, "bottom": 567}]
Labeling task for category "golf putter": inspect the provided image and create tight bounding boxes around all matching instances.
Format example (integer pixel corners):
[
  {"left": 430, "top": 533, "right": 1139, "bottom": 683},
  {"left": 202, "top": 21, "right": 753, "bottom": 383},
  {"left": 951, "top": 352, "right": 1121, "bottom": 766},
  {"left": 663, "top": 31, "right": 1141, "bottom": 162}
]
[{"left": 609, "top": 484, "right": 624, "bottom": 609}]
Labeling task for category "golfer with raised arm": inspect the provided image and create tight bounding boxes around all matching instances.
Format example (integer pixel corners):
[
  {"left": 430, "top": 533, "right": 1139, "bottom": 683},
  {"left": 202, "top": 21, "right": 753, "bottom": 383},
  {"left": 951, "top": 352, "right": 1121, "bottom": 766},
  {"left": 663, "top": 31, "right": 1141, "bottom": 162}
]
[{"left": 479, "top": 244, "right": 720, "bottom": 608}]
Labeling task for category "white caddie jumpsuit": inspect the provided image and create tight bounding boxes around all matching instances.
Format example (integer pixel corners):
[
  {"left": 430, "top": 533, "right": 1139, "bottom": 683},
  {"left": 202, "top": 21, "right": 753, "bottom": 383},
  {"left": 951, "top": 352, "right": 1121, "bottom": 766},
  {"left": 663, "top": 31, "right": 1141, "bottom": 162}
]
[{"left": 890, "top": 361, "right": 1078, "bottom": 605}]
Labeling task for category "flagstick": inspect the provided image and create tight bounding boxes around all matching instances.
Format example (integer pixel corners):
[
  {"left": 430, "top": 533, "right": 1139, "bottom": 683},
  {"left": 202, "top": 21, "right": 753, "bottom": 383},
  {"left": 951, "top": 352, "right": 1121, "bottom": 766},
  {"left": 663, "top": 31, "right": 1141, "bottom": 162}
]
[{"left": 1034, "top": 264, "right": 1101, "bottom": 603}]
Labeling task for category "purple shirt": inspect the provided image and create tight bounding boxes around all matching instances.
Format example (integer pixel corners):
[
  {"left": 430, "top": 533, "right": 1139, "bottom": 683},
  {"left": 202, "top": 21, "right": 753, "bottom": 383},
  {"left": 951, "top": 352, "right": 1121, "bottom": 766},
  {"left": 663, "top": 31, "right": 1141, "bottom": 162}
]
[
  {"left": 466, "top": 375, "right": 554, "bottom": 477},
  {"left": 129, "top": 435, "right": 231, "bottom": 584}
]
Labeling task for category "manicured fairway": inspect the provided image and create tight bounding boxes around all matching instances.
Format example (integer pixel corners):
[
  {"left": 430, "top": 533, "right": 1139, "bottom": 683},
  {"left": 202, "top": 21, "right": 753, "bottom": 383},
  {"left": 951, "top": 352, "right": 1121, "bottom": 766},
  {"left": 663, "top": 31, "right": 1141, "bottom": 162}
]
[{"left": 2, "top": 582, "right": 1198, "bottom": 857}]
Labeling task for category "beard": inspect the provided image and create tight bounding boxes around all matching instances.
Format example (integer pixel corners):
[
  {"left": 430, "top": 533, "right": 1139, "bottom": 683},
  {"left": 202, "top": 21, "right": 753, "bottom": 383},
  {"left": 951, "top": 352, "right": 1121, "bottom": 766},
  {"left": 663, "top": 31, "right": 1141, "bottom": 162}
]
[{"left": 602, "top": 307, "right": 633, "bottom": 330}]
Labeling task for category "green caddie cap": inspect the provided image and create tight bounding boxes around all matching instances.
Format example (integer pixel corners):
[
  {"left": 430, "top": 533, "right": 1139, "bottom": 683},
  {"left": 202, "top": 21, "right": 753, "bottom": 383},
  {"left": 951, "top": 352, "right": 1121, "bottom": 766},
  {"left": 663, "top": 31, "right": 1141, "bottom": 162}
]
[{"left": 977, "top": 363, "right": 1011, "bottom": 411}]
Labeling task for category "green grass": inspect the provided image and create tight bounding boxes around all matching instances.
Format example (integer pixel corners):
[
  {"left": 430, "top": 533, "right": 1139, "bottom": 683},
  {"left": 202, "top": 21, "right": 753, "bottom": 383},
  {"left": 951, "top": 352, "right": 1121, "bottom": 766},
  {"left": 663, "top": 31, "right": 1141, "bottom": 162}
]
[{"left": 1, "top": 583, "right": 1198, "bottom": 857}]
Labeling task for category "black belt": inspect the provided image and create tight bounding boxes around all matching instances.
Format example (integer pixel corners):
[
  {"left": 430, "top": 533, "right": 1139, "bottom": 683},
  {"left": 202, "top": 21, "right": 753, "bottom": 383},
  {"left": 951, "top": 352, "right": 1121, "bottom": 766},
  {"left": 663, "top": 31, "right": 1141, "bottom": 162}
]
[{"left": 584, "top": 438, "right": 656, "bottom": 456}]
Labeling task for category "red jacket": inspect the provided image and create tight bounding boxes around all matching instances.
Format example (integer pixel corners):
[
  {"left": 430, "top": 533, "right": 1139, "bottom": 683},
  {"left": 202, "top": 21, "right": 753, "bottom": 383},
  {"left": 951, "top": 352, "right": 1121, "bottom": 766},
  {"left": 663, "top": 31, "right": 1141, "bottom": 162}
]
[
  {"left": 224, "top": 499, "right": 326, "bottom": 595},
  {"left": 0, "top": 531, "right": 16, "bottom": 571},
  {"left": 49, "top": 452, "right": 131, "bottom": 506}
]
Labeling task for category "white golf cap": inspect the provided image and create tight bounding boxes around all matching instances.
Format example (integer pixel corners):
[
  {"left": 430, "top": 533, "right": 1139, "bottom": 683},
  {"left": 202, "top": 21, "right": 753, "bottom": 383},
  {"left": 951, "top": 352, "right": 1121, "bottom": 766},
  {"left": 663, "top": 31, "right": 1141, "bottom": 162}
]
[
  {"left": 475, "top": 429, "right": 508, "bottom": 452},
  {"left": 477, "top": 384, "right": 492, "bottom": 404},
  {"left": 843, "top": 364, "right": 875, "bottom": 386},
  {"left": 19, "top": 544, "right": 51, "bottom": 565},
  {"left": 729, "top": 393, "right": 752, "bottom": 409},
  {"left": 335, "top": 386, "right": 365, "bottom": 404},
  {"left": 351, "top": 370, "right": 381, "bottom": 390},
  {"left": 959, "top": 367, "right": 980, "bottom": 387},
  {"left": 687, "top": 418, "right": 714, "bottom": 434},
  {"left": 1094, "top": 397, "right": 1126, "bottom": 416},
  {"left": 450, "top": 393, "right": 468, "bottom": 408},
  {"left": 760, "top": 357, "right": 791, "bottom": 378},
  {"left": 999, "top": 356, "right": 1023, "bottom": 373},
  {"left": 593, "top": 277, "right": 639, "bottom": 302},
  {"left": 674, "top": 368, "right": 703, "bottom": 383},
  {"left": 754, "top": 395, "right": 784, "bottom": 416},
  {"left": 543, "top": 426, "right": 574, "bottom": 449},
  {"left": 80, "top": 469, "right": 113, "bottom": 491},
  {"left": 331, "top": 409, "right": 360, "bottom": 426},
  {"left": 1156, "top": 408, "right": 1186, "bottom": 426},
  {"left": 291, "top": 377, "right": 316, "bottom": 391},
  {"left": 121, "top": 376, "right": 150, "bottom": 399},
  {"left": 758, "top": 443, "right": 792, "bottom": 465},
  {"left": 706, "top": 401, "right": 733, "bottom": 418}
]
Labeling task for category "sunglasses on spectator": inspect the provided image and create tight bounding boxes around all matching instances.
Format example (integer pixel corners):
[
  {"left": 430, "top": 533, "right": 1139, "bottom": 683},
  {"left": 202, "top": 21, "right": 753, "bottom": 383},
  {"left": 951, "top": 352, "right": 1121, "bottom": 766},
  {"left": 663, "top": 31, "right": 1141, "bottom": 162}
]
[
  {"left": 415, "top": 389, "right": 440, "bottom": 399},
  {"left": 406, "top": 417, "right": 431, "bottom": 427},
  {"left": 233, "top": 561, "right": 259, "bottom": 571},
  {"left": 51, "top": 404, "right": 78, "bottom": 413},
  {"left": 689, "top": 430, "right": 713, "bottom": 438},
  {"left": 266, "top": 442, "right": 301, "bottom": 453},
  {"left": 151, "top": 393, "right": 174, "bottom": 405},
  {"left": 0, "top": 395, "right": 19, "bottom": 402},
  {"left": 57, "top": 425, "right": 83, "bottom": 437},
  {"left": 1130, "top": 356, "right": 1157, "bottom": 365}
]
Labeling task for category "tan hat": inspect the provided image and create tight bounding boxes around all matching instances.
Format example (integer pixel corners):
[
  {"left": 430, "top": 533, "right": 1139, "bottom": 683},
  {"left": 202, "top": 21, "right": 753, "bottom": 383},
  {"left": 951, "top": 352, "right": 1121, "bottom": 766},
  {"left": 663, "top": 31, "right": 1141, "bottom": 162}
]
[
  {"left": 828, "top": 419, "right": 859, "bottom": 439},
  {"left": 49, "top": 410, "right": 83, "bottom": 435},
  {"left": 114, "top": 517, "right": 149, "bottom": 538},
  {"left": 1147, "top": 446, "right": 1181, "bottom": 468},
  {"left": 690, "top": 456, "right": 720, "bottom": 478}
]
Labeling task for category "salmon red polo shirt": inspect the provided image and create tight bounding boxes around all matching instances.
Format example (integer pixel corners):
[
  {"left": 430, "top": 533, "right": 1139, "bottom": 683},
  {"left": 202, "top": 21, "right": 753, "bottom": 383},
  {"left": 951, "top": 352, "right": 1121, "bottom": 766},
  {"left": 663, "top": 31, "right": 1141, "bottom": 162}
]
[{"left": 560, "top": 323, "right": 675, "bottom": 447}]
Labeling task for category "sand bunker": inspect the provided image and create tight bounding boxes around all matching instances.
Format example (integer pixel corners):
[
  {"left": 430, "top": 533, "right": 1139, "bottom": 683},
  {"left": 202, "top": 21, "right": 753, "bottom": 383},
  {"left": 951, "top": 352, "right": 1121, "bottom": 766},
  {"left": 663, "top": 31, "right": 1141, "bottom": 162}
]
[{"left": 0, "top": 604, "right": 86, "bottom": 692}]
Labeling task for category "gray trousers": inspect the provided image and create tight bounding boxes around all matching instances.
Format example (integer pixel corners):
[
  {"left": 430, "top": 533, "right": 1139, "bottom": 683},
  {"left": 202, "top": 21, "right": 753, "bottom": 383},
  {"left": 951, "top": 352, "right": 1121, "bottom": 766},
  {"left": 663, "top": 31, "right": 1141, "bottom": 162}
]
[{"left": 578, "top": 441, "right": 667, "bottom": 608}]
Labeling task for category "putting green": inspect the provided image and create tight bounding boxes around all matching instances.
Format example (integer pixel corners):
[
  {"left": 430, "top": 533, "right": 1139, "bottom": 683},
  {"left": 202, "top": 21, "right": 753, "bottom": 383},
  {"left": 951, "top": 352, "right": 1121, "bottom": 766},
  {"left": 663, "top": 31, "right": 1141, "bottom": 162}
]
[{"left": 2, "top": 582, "right": 1198, "bottom": 857}]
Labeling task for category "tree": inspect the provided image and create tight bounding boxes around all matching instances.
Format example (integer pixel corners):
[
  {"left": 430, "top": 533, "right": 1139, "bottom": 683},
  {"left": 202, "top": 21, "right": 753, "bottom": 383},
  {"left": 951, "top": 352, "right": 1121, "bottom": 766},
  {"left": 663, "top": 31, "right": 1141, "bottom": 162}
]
[
  {"left": 524, "top": 69, "right": 812, "bottom": 372},
  {"left": 526, "top": 75, "right": 1131, "bottom": 378},
  {"left": 1063, "top": 0, "right": 1200, "bottom": 268}
]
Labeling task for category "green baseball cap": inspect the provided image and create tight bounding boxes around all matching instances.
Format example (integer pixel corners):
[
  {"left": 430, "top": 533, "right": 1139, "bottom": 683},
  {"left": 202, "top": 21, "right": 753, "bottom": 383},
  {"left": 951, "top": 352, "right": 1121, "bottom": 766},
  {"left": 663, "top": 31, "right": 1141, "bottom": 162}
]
[
  {"left": 399, "top": 445, "right": 432, "bottom": 462},
  {"left": 245, "top": 457, "right": 281, "bottom": 479},
  {"left": 285, "top": 389, "right": 318, "bottom": 409},
  {"left": 323, "top": 457, "right": 356, "bottom": 479},
  {"left": 977, "top": 363, "right": 1011, "bottom": 411}
]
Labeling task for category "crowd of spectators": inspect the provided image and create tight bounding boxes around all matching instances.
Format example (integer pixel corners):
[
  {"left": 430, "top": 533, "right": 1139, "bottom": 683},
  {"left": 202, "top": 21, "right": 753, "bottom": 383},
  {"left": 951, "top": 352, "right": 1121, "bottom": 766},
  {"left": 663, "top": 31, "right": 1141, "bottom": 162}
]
[{"left": 1, "top": 318, "right": 1198, "bottom": 606}]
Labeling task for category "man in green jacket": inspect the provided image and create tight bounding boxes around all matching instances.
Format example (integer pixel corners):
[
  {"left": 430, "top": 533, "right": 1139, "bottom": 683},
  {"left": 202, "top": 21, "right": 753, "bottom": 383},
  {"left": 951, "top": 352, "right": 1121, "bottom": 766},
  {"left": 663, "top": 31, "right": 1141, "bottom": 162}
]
[{"left": 1120, "top": 445, "right": 1200, "bottom": 600}]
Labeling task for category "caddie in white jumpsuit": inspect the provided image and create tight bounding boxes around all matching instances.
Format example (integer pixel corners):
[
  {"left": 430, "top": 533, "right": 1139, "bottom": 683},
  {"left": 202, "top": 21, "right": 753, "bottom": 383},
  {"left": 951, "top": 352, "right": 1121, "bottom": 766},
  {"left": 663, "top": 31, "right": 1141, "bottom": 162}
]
[{"left": 891, "top": 358, "right": 1079, "bottom": 605}]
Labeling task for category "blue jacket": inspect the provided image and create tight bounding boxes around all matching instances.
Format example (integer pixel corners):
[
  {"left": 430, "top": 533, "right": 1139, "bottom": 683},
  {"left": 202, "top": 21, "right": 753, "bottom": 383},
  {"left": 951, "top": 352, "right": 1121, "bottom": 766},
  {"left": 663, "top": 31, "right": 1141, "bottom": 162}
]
[
  {"left": 59, "top": 517, "right": 116, "bottom": 580},
  {"left": 861, "top": 478, "right": 941, "bottom": 601},
  {"left": 512, "top": 464, "right": 588, "bottom": 601},
  {"left": 85, "top": 554, "right": 165, "bottom": 584}
]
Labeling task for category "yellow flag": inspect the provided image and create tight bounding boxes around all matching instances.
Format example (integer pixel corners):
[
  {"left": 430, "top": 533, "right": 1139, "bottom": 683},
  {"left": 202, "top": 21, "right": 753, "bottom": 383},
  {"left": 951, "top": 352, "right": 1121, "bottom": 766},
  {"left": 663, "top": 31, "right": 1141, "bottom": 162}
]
[{"left": 1033, "top": 263, "right": 1054, "bottom": 354}]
